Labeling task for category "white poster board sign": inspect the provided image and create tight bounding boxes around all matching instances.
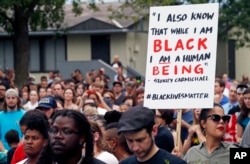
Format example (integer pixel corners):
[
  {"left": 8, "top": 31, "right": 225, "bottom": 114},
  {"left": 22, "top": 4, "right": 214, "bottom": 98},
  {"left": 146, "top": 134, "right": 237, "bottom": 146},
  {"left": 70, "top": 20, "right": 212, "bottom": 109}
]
[{"left": 144, "top": 3, "right": 219, "bottom": 109}]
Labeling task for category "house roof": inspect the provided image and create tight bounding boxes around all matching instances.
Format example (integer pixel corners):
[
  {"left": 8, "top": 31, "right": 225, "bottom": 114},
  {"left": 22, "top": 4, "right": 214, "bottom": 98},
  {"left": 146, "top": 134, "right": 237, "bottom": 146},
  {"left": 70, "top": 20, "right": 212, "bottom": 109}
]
[
  {"left": 0, "top": 2, "right": 141, "bottom": 34},
  {"left": 63, "top": 2, "right": 140, "bottom": 30}
]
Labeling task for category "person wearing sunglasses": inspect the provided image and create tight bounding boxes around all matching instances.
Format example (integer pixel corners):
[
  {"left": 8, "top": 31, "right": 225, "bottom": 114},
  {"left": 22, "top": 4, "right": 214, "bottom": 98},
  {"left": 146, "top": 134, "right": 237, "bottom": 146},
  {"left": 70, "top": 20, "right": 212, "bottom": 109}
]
[{"left": 184, "top": 103, "right": 236, "bottom": 164}]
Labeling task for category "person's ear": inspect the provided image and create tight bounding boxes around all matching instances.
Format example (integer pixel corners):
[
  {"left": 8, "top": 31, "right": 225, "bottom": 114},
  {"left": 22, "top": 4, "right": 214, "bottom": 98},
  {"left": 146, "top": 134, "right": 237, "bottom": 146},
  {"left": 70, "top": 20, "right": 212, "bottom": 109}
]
[
  {"left": 200, "top": 120, "right": 206, "bottom": 130},
  {"left": 152, "top": 125, "right": 158, "bottom": 137},
  {"left": 79, "top": 137, "right": 85, "bottom": 145},
  {"left": 43, "top": 139, "right": 48, "bottom": 147},
  {"left": 110, "top": 138, "right": 117, "bottom": 148},
  {"left": 93, "top": 132, "right": 99, "bottom": 142}
]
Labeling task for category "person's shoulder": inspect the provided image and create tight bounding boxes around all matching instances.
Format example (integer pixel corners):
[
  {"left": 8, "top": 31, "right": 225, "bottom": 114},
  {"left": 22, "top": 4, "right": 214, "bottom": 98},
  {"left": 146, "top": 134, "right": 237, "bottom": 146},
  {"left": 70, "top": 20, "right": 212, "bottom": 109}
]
[
  {"left": 222, "top": 102, "right": 229, "bottom": 109},
  {"left": 20, "top": 109, "right": 26, "bottom": 113},
  {"left": 119, "top": 155, "right": 136, "bottom": 164},
  {"left": 7, "top": 147, "right": 17, "bottom": 154},
  {"left": 97, "top": 151, "right": 118, "bottom": 164},
  {"left": 222, "top": 141, "right": 238, "bottom": 149},
  {"left": 184, "top": 143, "right": 202, "bottom": 157},
  {"left": 16, "top": 158, "right": 28, "bottom": 164},
  {"left": 92, "top": 158, "right": 107, "bottom": 164},
  {"left": 157, "top": 149, "right": 186, "bottom": 163},
  {"left": 183, "top": 144, "right": 202, "bottom": 161},
  {"left": 16, "top": 109, "right": 26, "bottom": 114},
  {"left": 157, "top": 126, "right": 172, "bottom": 135},
  {"left": 228, "top": 107, "right": 240, "bottom": 115}
]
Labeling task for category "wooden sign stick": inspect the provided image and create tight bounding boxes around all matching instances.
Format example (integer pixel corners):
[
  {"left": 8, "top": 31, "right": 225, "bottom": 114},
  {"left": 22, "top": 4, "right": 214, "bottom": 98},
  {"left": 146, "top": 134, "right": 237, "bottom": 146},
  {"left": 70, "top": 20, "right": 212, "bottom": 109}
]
[{"left": 176, "top": 109, "right": 182, "bottom": 150}]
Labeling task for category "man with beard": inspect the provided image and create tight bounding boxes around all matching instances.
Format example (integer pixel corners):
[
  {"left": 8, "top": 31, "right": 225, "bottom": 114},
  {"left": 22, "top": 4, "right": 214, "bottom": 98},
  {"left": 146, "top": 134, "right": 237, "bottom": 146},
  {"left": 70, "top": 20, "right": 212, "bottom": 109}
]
[
  {"left": 118, "top": 106, "right": 186, "bottom": 164},
  {"left": 0, "top": 89, "right": 25, "bottom": 150},
  {"left": 47, "top": 110, "right": 105, "bottom": 164}
]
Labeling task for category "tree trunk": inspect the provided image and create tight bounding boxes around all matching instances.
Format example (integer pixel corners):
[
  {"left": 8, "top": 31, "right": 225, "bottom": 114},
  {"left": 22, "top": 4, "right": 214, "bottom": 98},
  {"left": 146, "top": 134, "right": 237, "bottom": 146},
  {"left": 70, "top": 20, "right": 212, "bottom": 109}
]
[{"left": 13, "top": 7, "right": 29, "bottom": 88}]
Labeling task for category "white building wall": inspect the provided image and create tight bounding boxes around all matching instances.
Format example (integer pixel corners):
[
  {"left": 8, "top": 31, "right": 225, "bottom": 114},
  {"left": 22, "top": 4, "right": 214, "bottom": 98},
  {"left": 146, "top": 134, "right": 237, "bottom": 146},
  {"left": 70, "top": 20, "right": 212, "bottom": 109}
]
[
  {"left": 67, "top": 35, "right": 91, "bottom": 61},
  {"left": 236, "top": 47, "right": 250, "bottom": 80}
]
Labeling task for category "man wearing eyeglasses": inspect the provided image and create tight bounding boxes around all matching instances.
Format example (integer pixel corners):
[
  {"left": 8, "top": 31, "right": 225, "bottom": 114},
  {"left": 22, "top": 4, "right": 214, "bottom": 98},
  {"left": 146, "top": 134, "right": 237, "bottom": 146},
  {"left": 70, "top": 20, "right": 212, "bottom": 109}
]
[{"left": 47, "top": 110, "right": 105, "bottom": 164}]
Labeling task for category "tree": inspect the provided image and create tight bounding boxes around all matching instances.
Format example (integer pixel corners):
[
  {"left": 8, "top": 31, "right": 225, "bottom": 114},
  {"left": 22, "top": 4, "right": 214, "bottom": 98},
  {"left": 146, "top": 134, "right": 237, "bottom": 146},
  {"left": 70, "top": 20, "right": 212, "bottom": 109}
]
[
  {"left": 108, "top": 0, "right": 182, "bottom": 20},
  {"left": 0, "top": 0, "right": 83, "bottom": 87},
  {"left": 119, "top": 0, "right": 250, "bottom": 48},
  {"left": 218, "top": 0, "right": 250, "bottom": 48},
  {"left": 187, "top": 0, "right": 250, "bottom": 48}
]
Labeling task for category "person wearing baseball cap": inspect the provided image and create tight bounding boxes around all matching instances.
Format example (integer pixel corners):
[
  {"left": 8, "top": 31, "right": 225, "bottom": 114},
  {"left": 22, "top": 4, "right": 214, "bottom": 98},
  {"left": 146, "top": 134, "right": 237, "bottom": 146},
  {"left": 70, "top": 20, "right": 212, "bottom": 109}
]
[
  {"left": 36, "top": 96, "right": 57, "bottom": 119},
  {"left": 117, "top": 106, "right": 186, "bottom": 164}
]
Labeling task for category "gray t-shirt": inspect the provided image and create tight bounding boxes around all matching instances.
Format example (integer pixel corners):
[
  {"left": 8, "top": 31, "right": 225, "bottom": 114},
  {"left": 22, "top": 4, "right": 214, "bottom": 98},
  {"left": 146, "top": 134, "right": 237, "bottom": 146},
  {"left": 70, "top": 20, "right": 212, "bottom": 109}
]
[
  {"left": 240, "top": 122, "right": 250, "bottom": 148},
  {"left": 184, "top": 142, "right": 235, "bottom": 164}
]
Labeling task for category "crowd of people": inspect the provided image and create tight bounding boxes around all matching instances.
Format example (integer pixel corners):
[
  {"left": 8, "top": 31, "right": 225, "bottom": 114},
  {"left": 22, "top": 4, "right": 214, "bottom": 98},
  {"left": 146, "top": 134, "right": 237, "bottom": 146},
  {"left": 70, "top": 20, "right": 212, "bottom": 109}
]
[{"left": 0, "top": 61, "right": 250, "bottom": 163}]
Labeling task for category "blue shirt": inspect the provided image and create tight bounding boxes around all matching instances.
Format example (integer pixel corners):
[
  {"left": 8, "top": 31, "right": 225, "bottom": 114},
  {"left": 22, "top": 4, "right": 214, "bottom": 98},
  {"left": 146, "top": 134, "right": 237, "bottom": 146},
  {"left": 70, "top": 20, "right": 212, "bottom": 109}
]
[
  {"left": 222, "top": 101, "right": 238, "bottom": 114},
  {"left": 0, "top": 109, "right": 25, "bottom": 150},
  {"left": 220, "top": 95, "right": 229, "bottom": 106},
  {"left": 238, "top": 117, "right": 250, "bottom": 131}
]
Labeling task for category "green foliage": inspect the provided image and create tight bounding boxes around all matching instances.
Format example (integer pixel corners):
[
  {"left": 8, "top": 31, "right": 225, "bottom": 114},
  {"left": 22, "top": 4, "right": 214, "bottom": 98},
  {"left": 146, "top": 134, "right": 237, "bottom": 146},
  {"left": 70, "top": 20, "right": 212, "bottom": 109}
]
[
  {"left": 0, "top": 0, "right": 83, "bottom": 87},
  {"left": 108, "top": 0, "right": 182, "bottom": 21},
  {"left": 72, "top": 0, "right": 84, "bottom": 16},
  {"left": 119, "top": 0, "right": 250, "bottom": 48},
  {"left": 0, "top": 0, "right": 83, "bottom": 32},
  {"left": 186, "top": 0, "right": 250, "bottom": 48},
  {"left": 219, "top": 0, "right": 250, "bottom": 48}
]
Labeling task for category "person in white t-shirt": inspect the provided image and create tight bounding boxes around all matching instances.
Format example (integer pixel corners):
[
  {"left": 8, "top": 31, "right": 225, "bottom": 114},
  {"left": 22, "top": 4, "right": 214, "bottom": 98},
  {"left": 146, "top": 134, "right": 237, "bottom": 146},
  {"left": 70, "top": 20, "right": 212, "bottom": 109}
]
[
  {"left": 23, "top": 90, "right": 39, "bottom": 111},
  {"left": 90, "top": 121, "right": 119, "bottom": 164}
]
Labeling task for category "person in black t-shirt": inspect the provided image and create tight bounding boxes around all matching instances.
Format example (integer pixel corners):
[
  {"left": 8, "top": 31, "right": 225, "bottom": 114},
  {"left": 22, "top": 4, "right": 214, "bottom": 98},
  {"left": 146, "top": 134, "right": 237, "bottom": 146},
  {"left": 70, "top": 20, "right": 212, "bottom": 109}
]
[
  {"left": 117, "top": 106, "right": 186, "bottom": 164},
  {"left": 39, "top": 110, "right": 105, "bottom": 164},
  {"left": 5, "top": 130, "right": 19, "bottom": 164}
]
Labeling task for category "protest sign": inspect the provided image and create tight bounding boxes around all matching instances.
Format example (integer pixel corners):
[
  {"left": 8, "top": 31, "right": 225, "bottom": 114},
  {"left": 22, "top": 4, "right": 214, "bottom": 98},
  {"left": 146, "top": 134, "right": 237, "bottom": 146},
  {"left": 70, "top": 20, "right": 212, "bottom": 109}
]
[{"left": 144, "top": 3, "right": 219, "bottom": 109}]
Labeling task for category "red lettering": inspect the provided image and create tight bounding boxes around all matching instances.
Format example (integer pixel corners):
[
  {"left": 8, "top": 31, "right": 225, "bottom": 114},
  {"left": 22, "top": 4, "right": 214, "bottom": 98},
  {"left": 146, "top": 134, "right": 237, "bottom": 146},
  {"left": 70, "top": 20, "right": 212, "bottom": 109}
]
[
  {"left": 154, "top": 40, "right": 162, "bottom": 52},
  {"left": 186, "top": 38, "right": 194, "bottom": 50},
  {"left": 182, "top": 65, "right": 192, "bottom": 74},
  {"left": 162, "top": 65, "right": 170, "bottom": 75},
  {"left": 194, "top": 64, "right": 203, "bottom": 74},
  {"left": 175, "top": 39, "right": 184, "bottom": 51},
  {"left": 153, "top": 66, "right": 159, "bottom": 75},
  {"left": 174, "top": 64, "right": 204, "bottom": 75},
  {"left": 152, "top": 65, "right": 170, "bottom": 75},
  {"left": 198, "top": 38, "right": 207, "bottom": 50},
  {"left": 164, "top": 40, "right": 172, "bottom": 51},
  {"left": 174, "top": 65, "right": 178, "bottom": 75},
  {"left": 153, "top": 38, "right": 207, "bottom": 52}
]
